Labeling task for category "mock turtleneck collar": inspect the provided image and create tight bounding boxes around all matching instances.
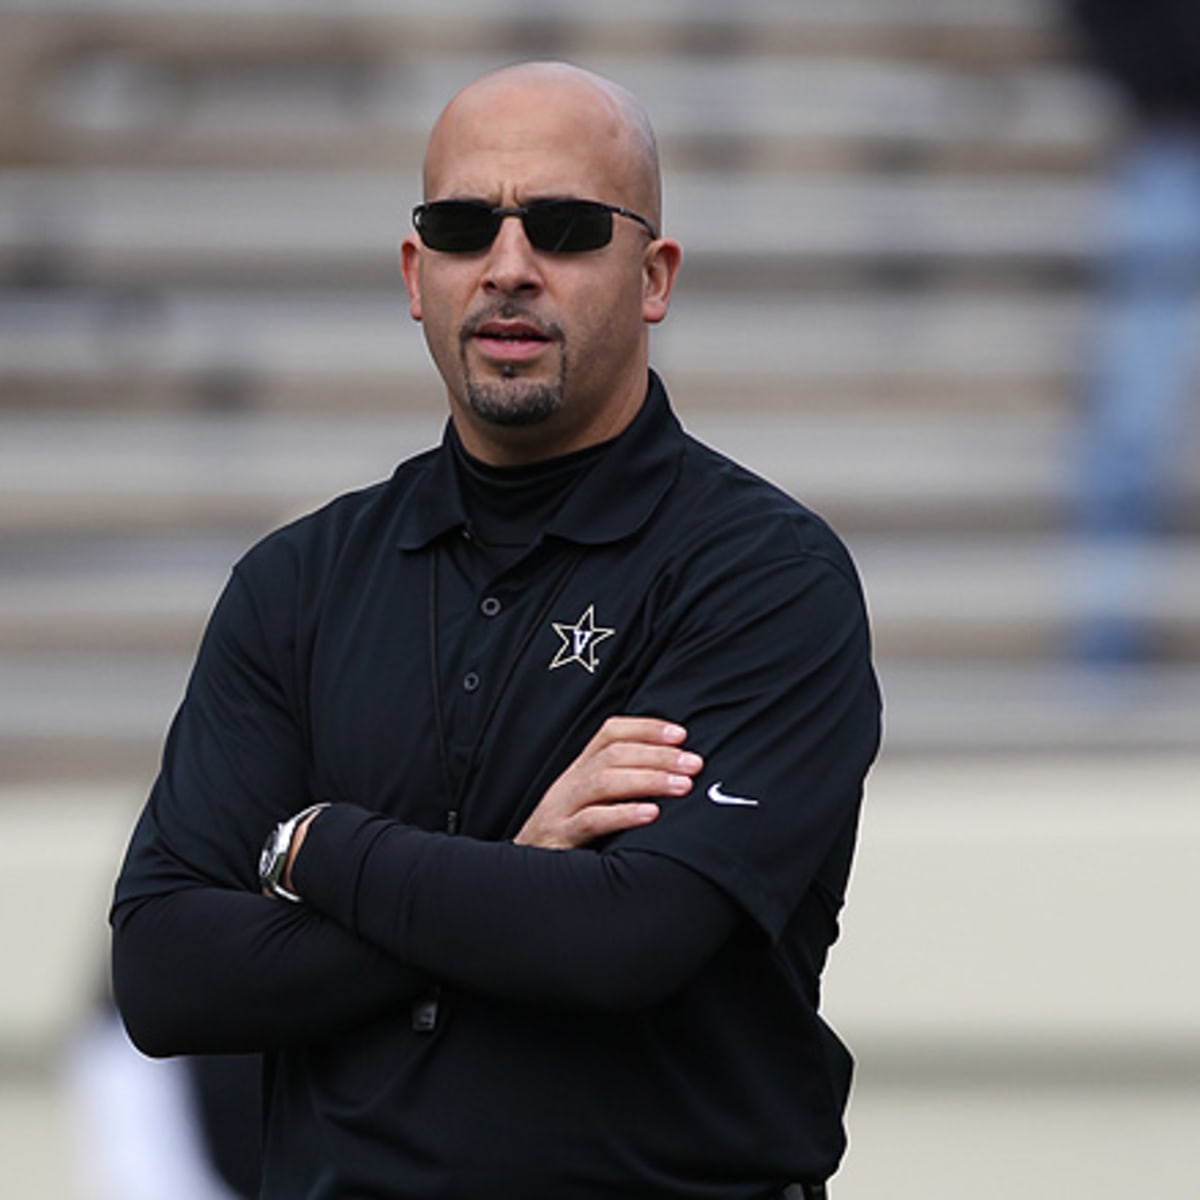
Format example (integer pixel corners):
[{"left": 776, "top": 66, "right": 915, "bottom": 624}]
[{"left": 393, "top": 370, "right": 685, "bottom": 552}]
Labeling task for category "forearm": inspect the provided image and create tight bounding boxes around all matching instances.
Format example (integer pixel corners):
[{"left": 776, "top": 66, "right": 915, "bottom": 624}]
[
  {"left": 293, "top": 805, "right": 737, "bottom": 1012},
  {"left": 111, "top": 886, "right": 429, "bottom": 1056}
]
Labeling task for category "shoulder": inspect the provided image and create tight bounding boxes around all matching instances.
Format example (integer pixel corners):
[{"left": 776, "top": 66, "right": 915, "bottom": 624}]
[
  {"left": 231, "top": 447, "right": 440, "bottom": 605},
  {"left": 669, "top": 430, "right": 862, "bottom": 587}
]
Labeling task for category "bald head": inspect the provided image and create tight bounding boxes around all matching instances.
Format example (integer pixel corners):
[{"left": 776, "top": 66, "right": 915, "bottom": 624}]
[{"left": 423, "top": 61, "right": 663, "bottom": 229}]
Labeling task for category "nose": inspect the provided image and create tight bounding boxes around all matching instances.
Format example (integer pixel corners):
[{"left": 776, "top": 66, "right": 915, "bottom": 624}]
[{"left": 482, "top": 213, "right": 544, "bottom": 297}]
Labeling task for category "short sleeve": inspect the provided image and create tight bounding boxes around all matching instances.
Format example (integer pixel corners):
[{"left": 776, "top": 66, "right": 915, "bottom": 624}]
[{"left": 609, "top": 543, "right": 881, "bottom": 942}]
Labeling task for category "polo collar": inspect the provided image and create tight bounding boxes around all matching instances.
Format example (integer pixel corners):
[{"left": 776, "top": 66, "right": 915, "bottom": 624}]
[
  {"left": 392, "top": 435, "right": 468, "bottom": 551},
  {"left": 545, "top": 371, "right": 682, "bottom": 545},
  {"left": 393, "top": 371, "right": 684, "bottom": 551}
]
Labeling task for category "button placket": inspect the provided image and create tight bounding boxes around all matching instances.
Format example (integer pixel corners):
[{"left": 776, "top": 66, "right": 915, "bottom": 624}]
[{"left": 462, "top": 592, "right": 504, "bottom": 695}]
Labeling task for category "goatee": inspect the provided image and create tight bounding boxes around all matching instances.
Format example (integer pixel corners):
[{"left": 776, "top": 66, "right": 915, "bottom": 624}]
[
  {"left": 464, "top": 363, "right": 565, "bottom": 427},
  {"left": 460, "top": 305, "right": 565, "bottom": 427}
]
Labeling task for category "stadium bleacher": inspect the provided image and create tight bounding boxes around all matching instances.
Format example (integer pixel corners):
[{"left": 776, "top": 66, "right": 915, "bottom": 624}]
[
  {"left": 1, "top": 5, "right": 1198, "bottom": 1197},
  {"left": 2, "top": 0, "right": 1197, "bottom": 786}
]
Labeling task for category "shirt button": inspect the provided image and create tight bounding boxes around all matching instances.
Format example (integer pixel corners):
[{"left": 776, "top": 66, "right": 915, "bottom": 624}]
[
  {"left": 480, "top": 596, "right": 502, "bottom": 617},
  {"left": 462, "top": 671, "right": 481, "bottom": 693}
]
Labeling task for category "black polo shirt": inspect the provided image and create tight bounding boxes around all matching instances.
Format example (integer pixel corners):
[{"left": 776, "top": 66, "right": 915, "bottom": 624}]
[{"left": 113, "top": 372, "right": 881, "bottom": 1199}]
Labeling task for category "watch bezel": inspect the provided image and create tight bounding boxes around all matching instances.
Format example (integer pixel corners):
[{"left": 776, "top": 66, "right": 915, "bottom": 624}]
[{"left": 259, "top": 804, "right": 327, "bottom": 902}]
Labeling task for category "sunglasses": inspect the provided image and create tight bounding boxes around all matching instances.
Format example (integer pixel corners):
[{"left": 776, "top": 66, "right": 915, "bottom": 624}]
[{"left": 412, "top": 198, "right": 658, "bottom": 254}]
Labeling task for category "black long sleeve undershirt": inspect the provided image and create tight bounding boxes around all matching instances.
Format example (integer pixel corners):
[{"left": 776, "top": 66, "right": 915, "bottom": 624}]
[
  {"left": 295, "top": 804, "right": 740, "bottom": 1013},
  {"left": 111, "top": 887, "right": 430, "bottom": 1057},
  {"left": 113, "top": 814, "right": 739, "bottom": 1058}
]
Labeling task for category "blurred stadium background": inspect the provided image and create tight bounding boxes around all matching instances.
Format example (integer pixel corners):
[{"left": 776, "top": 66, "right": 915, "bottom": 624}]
[{"left": 1, "top": 1, "right": 1197, "bottom": 1197}]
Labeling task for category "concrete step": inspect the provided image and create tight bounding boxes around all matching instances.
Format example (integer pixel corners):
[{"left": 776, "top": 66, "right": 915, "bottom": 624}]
[
  {"left": 4, "top": 0, "right": 1058, "bottom": 50},
  {"left": 0, "top": 288, "right": 1092, "bottom": 414},
  {"left": 4, "top": 534, "right": 1199, "bottom": 660},
  {"left": 0, "top": 407, "right": 1094, "bottom": 538},
  {"left": 0, "top": 412, "right": 436, "bottom": 537},
  {"left": 9, "top": 41, "right": 1114, "bottom": 171},
  {"left": 0, "top": 168, "right": 1106, "bottom": 289},
  {"left": 1, "top": 652, "right": 1198, "bottom": 784},
  {"left": 4, "top": 402, "right": 1199, "bottom": 535},
  {"left": 879, "top": 662, "right": 1200, "bottom": 754}
]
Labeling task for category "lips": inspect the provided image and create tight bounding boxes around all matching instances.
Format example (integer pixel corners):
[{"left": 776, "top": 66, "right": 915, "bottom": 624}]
[
  {"left": 470, "top": 318, "right": 554, "bottom": 364},
  {"left": 475, "top": 319, "right": 550, "bottom": 343}
]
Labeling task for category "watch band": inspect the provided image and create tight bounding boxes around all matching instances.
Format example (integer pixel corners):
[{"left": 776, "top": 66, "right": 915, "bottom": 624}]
[{"left": 259, "top": 802, "right": 329, "bottom": 902}]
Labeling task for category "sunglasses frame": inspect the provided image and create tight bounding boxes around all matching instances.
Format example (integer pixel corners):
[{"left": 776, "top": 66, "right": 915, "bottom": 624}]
[{"left": 412, "top": 197, "right": 659, "bottom": 254}]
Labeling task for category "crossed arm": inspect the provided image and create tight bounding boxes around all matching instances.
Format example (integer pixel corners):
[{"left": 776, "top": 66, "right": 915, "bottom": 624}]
[
  {"left": 112, "top": 717, "right": 737, "bottom": 1056},
  {"left": 282, "top": 716, "right": 699, "bottom": 870}
]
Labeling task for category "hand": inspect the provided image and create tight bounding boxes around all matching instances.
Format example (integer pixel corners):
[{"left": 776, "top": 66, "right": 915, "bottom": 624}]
[{"left": 514, "top": 717, "right": 702, "bottom": 850}]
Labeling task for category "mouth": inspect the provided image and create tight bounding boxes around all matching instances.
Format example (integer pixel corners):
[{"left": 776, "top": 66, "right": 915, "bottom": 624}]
[{"left": 469, "top": 318, "right": 555, "bottom": 365}]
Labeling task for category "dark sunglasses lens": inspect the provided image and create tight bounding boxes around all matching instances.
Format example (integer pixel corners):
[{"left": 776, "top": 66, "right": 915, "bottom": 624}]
[
  {"left": 523, "top": 201, "right": 613, "bottom": 252},
  {"left": 416, "top": 203, "right": 498, "bottom": 252},
  {"left": 416, "top": 200, "right": 616, "bottom": 253}
]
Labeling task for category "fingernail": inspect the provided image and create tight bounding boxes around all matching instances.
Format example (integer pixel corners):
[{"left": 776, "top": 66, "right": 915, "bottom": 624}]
[
  {"left": 666, "top": 774, "right": 692, "bottom": 793},
  {"left": 677, "top": 751, "right": 703, "bottom": 772},
  {"left": 662, "top": 722, "right": 687, "bottom": 741},
  {"left": 635, "top": 803, "right": 660, "bottom": 821}
]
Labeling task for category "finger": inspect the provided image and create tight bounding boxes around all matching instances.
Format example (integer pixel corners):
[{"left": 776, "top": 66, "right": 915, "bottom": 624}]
[
  {"left": 576, "top": 765, "right": 698, "bottom": 807},
  {"left": 550, "top": 750, "right": 702, "bottom": 818},
  {"left": 568, "top": 801, "right": 660, "bottom": 844},
  {"left": 581, "top": 747, "right": 702, "bottom": 801},
  {"left": 513, "top": 798, "right": 660, "bottom": 849},
  {"left": 589, "top": 716, "right": 689, "bottom": 750},
  {"left": 596, "top": 744, "right": 703, "bottom": 776}
]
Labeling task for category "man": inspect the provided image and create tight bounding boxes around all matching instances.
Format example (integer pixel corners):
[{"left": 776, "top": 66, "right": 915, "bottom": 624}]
[{"left": 111, "top": 61, "right": 881, "bottom": 1199}]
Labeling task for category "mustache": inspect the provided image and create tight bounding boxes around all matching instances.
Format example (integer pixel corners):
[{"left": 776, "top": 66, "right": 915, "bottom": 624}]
[{"left": 460, "top": 302, "right": 563, "bottom": 343}]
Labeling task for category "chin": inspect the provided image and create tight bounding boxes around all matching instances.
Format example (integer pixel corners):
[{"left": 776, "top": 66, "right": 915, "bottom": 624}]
[{"left": 466, "top": 376, "right": 564, "bottom": 428}]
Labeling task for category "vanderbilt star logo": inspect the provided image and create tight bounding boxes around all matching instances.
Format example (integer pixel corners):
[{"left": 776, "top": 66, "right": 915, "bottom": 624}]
[{"left": 549, "top": 604, "right": 616, "bottom": 674}]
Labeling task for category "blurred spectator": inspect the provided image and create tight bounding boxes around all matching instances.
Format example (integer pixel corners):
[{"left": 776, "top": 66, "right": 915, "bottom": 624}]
[
  {"left": 69, "top": 996, "right": 261, "bottom": 1200},
  {"left": 1066, "top": 0, "right": 1200, "bottom": 662}
]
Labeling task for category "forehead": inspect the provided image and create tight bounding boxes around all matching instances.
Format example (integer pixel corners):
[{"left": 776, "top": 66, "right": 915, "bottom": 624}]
[{"left": 424, "top": 78, "right": 635, "bottom": 201}]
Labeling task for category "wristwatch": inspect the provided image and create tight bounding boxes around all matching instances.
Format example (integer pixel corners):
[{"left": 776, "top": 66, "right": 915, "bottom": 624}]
[{"left": 258, "top": 803, "right": 328, "bottom": 902}]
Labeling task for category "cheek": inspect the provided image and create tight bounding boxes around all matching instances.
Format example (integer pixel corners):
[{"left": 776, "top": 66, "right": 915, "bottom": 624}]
[
  {"left": 416, "top": 276, "right": 467, "bottom": 357},
  {"left": 426, "top": 314, "right": 465, "bottom": 380},
  {"left": 415, "top": 303, "right": 470, "bottom": 395},
  {"left": 566, "top": 269, "right": 642, "bottom": 341},
  {"left": 579, "top": 278, "right": 645, "bottom": 352}
]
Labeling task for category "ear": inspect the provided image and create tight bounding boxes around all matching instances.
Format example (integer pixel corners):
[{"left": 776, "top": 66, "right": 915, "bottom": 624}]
[
  {"left": 641, "top": 237, "right": 682, "bottom": 325},
  {"left": 399, "top": 234, "right": 423, "bottom": 321}
]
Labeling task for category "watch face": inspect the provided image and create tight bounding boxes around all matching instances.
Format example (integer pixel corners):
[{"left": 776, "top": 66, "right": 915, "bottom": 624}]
[{"left": 259, "top": 835, "right": 278, "bottom": 883}]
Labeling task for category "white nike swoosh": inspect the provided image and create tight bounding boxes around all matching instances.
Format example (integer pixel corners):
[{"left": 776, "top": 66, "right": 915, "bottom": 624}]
[{"left": 706, "top": 782, "right": 759, "bottom": 808}]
